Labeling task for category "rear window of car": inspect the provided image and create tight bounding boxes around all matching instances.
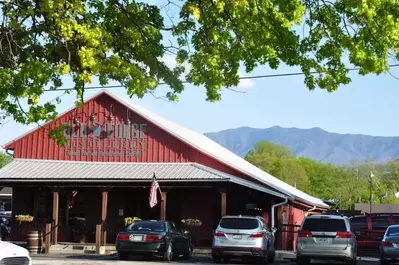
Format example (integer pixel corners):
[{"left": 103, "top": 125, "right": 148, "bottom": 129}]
[
  {"left": 351, "top": 217, "right": 368, "bottom": 231},
  {"left": 387, "top": 227, "right": 399, "bottom": 236},
  {"left": 302, "top": 218, "right": 347, "bottom": 232},
  {"left": 220, "top": 218, "right": 259, "bottom": 230},
  {"left": 371, "top": 217, "right": 390, "bottom": 230},
  {"left": 126, "top": 222, "right": 165, "bottom": 232}
]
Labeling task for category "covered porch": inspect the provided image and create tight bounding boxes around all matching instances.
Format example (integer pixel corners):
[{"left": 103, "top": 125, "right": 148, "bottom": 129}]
[{"left": 0, "top": 159, "right": 287, "bottom": 253}]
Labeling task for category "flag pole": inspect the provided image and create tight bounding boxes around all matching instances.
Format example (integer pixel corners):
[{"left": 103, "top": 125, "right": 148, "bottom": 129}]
[{"left": 154, "top": 172, "right": 164, "bottom": 201}]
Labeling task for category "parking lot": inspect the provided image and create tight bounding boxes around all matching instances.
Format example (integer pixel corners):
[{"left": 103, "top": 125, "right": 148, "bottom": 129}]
[{"left": 31, "top": 254, "right": 380, "bottom": 265}]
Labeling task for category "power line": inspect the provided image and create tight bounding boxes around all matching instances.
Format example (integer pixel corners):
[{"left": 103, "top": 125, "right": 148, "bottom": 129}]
[{"left": 43, "top": 63, "right": 399, "bottom": 92}]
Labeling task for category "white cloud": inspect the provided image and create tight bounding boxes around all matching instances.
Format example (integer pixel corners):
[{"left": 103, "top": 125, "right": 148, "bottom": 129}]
[{"left": 237, "top": 71, "right": 256, "bottom": 89}]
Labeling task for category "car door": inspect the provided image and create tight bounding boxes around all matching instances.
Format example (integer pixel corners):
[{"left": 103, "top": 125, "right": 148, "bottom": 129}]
[
  {"left": 168, "top": 222, "right": 184, "bottom": 255},
  {"left": 260, "top": 217, "right": 274, "bottom": 251},
  {"left": 350, "top": 217, "right": 369, "bottom": 249}
]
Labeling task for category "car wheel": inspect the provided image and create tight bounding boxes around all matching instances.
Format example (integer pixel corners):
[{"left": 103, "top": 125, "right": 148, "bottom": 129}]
[
  {"left": 118, "top": 252, "right": 129, "bottom": 261},
  {"left": 381, "top": 257, "right": 389, "bottom": 265},
  {"left": 163, "top": 243, "right": 173, "bottom": 261},
  {"left": 268, "top": 251, "right": 275, "bottom": 263},
  {"left": 183, "top": 244, "right": 193, "bottom": 259},
  {"left": 258, "top": 251, "right": 268, "bottom": 265},
  {"left": 296, "top": 257, "right": 311, "bottom": 265},
  {"left": 212, "top": 255, "right": 222, "bottom": 263}
]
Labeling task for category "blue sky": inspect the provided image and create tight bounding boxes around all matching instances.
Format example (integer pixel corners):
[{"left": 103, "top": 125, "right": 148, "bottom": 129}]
[{"left": 1, "top": 1, "right": 399, "bottom": 148}]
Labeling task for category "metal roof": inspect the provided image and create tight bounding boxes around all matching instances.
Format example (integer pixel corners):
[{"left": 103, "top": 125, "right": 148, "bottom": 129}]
[
  {"left": 0, "top": 159, "right": 286, "bottom": 198},
  {"left": 2, "top": 90, "right": 328, "bottom": 208}
]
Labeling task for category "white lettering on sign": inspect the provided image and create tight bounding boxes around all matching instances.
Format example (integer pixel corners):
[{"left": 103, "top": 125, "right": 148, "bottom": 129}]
[{"left": 63, "top": 121, "right": 148, "bottom": 157}]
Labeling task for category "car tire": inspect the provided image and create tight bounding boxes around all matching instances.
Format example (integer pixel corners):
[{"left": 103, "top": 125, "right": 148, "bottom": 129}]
[
  {"left": 258, "top": 251, "right": 268, "bottom": 265},
  {"left": 268, "top": 251, "right": 275, "bottom": 263},
  {"left": 296, "top": 257, "right": 310, "bottom": 265},
  {"left": 212, "top": 255, "right": 222, "bottom": 263},
  {"left": 183, "top": 244, "right": 193, "bottom": 259},
  {"left": 163, "top": 243, "right": 173, "bottom": 262},
  {"left": 381, "top": 258, "right": 389, "bottom": 265},
  {"left": 118, "top": 252, "right": 129, "bottom": 261}
]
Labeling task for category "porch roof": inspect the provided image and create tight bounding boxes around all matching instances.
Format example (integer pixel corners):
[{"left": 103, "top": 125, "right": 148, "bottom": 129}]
[{"left": 0, "top": 159, "right": 287, "bottom": 199}]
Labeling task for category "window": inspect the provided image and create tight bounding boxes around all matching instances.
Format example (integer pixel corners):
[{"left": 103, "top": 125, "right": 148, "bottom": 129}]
[
  {"left": 371, "top": 217, "right": 390, "bottom": 230},
  {"left": 302, "top": 218, "right": 347, "bottom": 232},
  {"left": 350, "top": 217, "right": 368, "bottom": 231},
  {"left": 392, "top": 216, "right": 399, "bottom": 225},
  {"left": 220, "top": 218, "right": 259, "bottom": 230},
  {"left": 127, "top": 221, "right": 166, "bottom": 232},
  {"left": 387, "top": 226, "right": 399, "bottom": 236}
]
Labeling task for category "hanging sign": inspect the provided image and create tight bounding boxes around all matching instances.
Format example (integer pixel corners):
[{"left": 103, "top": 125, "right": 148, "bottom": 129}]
[{"left": 63, "top": 121, "right": 147, "bottom": 157}]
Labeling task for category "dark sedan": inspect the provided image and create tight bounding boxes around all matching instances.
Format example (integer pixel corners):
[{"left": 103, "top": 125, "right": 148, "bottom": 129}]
[{"left": 115, "top": 220, "right": 193, "bottom": 261}]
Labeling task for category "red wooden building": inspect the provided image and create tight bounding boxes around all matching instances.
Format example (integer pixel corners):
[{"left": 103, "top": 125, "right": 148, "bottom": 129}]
[{"left": 0, "top": 90, "right": 328, "bottom": 252}]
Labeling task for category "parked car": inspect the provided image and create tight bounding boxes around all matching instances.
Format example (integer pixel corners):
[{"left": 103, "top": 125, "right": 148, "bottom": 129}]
[
  {"left": 379, "top": 225, "right": 399, "bottom": 265},
  {"left": 296, "top": 213, "right": 357, "bottom": 265},
  {"left": 0, "top": 240, "right": 32, "bottom": 265},
  {"left": 350, "top": 213, "right": 399, "bottom": 251},
  {"left": 212, "top": 215, "right": 276, "bottom": 264},
  {"left": 115, "top": 220, "right": 193, "bottom": 261},
  {"left": 0, "top": 214, "right": 11, "bottom": 241}
]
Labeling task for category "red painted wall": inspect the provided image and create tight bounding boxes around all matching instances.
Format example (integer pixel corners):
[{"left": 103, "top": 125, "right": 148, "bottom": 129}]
[{"left": 3, "top": 93, "right": 246, "bottom": 179}]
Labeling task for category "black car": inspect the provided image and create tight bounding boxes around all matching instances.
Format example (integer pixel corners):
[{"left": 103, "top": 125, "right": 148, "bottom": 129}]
[{"left": 115, "top": 220, "right": 193, "bottom": 261}]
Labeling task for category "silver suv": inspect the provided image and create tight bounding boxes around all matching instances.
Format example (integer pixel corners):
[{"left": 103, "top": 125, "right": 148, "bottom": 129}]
[
  {"left": 212, "top": 215, "right": 275, "bottom": 264},
  {"left": 296, "top": 214, "right": 357, "bottom": 265}
]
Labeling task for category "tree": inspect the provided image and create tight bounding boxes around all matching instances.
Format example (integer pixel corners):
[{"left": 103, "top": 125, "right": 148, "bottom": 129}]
[
  {"left": 0, "top": 152, "right": 12, "bottom": 168},
  {"left": 1, "top": 0, "right": 399, "bottom": 131}
]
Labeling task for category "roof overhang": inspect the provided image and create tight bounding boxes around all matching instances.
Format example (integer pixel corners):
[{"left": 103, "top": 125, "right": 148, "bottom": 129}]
[{"left": 0, "top": 159, "right": 288, "bottom": 199}]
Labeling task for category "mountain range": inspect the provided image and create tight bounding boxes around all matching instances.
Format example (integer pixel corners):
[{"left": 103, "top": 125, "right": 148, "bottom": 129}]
[{"left": 204, "top": 126, "right": 399, "bottom": 165}]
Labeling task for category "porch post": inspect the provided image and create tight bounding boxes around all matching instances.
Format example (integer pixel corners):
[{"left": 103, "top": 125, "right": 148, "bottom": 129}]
[
  {"left": 96, "top": 190, "right": 108, "bottom": 254},
  {"left": 160, "top": 191, "right": 167, "bottom": 221},
  {"left": 219, "top": 189, "right": 227, "bottom": 217},
  {"left": 101, "top": 190, "right": 108, "bottom": 246},
  {"left": 52, "top": 191, "right": 59, "bottom": 245}
]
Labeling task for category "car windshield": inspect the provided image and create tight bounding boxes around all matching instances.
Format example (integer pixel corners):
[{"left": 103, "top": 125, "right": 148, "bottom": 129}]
[
  {"left": 387, "top": 227, "right": 399, "bottom": 236},
  {"left": 302, "top": 218, "right": 347, "bottom": 232},
  {"left": 220, "top": 218, "right": 259, "bottom": 230},
  {"left": 126, "top": 222, "right": 165, "bottom": 232}
]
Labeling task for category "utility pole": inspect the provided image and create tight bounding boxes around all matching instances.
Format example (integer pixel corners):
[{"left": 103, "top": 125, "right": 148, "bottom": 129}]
[{"left": 369, "top": 171, "right": 374, "bottom": 213}]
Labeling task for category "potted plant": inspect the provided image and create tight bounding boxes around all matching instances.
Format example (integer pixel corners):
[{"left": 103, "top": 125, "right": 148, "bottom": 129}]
[
  {"left": 124, "top": 217, "right": 141, "bottom": 226},
  {"left": 181, "top": 218, "right": 202, "bottom": 227},
  {"left": 15, "top": 214, "right": 34, "bottom": 224}
]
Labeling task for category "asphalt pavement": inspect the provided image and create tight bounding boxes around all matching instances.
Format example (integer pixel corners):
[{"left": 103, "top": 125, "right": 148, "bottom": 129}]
[{"left": 31, "top": 254, "right": 381, "bottom": 265}]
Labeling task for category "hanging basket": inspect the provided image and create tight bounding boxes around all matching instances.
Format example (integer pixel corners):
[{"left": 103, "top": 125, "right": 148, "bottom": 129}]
[
  {"left": 181, "top": 219, "right": 202, "bottom": 227},
  {"left": 15, "top": 215, "right": 34, "bottom": 224},
  {"left": 124, "top": 217, "right": 141, "bottom": 226}
]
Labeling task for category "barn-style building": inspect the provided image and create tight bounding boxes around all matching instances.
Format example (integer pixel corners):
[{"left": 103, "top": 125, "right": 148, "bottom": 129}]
[{"left": 0, "top": 90, "right": 328, "bottom": 253}]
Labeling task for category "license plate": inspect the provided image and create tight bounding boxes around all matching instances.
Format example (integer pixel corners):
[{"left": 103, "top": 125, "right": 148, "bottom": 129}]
[
  {"left": 232, "top": 235, "right": 242, "bottom": 239},
  {"left": 316, "top": 238, "right": 330, "bottom": 244},
  {"left": 130, "top": 235, "right": 144, "bottom": 242}
]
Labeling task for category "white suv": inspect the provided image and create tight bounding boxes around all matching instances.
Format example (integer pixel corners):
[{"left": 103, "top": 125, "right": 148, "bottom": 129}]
[
  {"left": 296, "top": 213, "right": 357, "bottom": 265},
  {"left": 212, "top": 215, "right": 275, "bottom": 264}
]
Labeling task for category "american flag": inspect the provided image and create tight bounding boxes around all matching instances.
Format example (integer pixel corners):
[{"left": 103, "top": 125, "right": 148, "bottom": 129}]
[
  {"left": 69, "top": 191, "right": 78, "bottom": 209},
  {"left": 149, "top": 173, "right": 160, "bottom": 208}
]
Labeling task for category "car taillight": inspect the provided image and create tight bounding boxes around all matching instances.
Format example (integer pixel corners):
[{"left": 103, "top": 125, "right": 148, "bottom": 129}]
[
  {"left": 383, "top": 241, "right": 393, "bottom": 247},
  {"left": 336, "top": 232, "right": 352, "bottom": 238},
  {"left": 116, "top": 234, "right": 129, "bottom": 241},
  {"left": 214, "top": 231, "right": 226, "bottom": 237},
  {"left": 146, "top": 235, "right": 164, "bottom": 243},
  {"left": 298, "top": 231, "right": 312, "bottom": 238},
  {"left": 250, "top": 232, "right": 264, "bottom": 238}
]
